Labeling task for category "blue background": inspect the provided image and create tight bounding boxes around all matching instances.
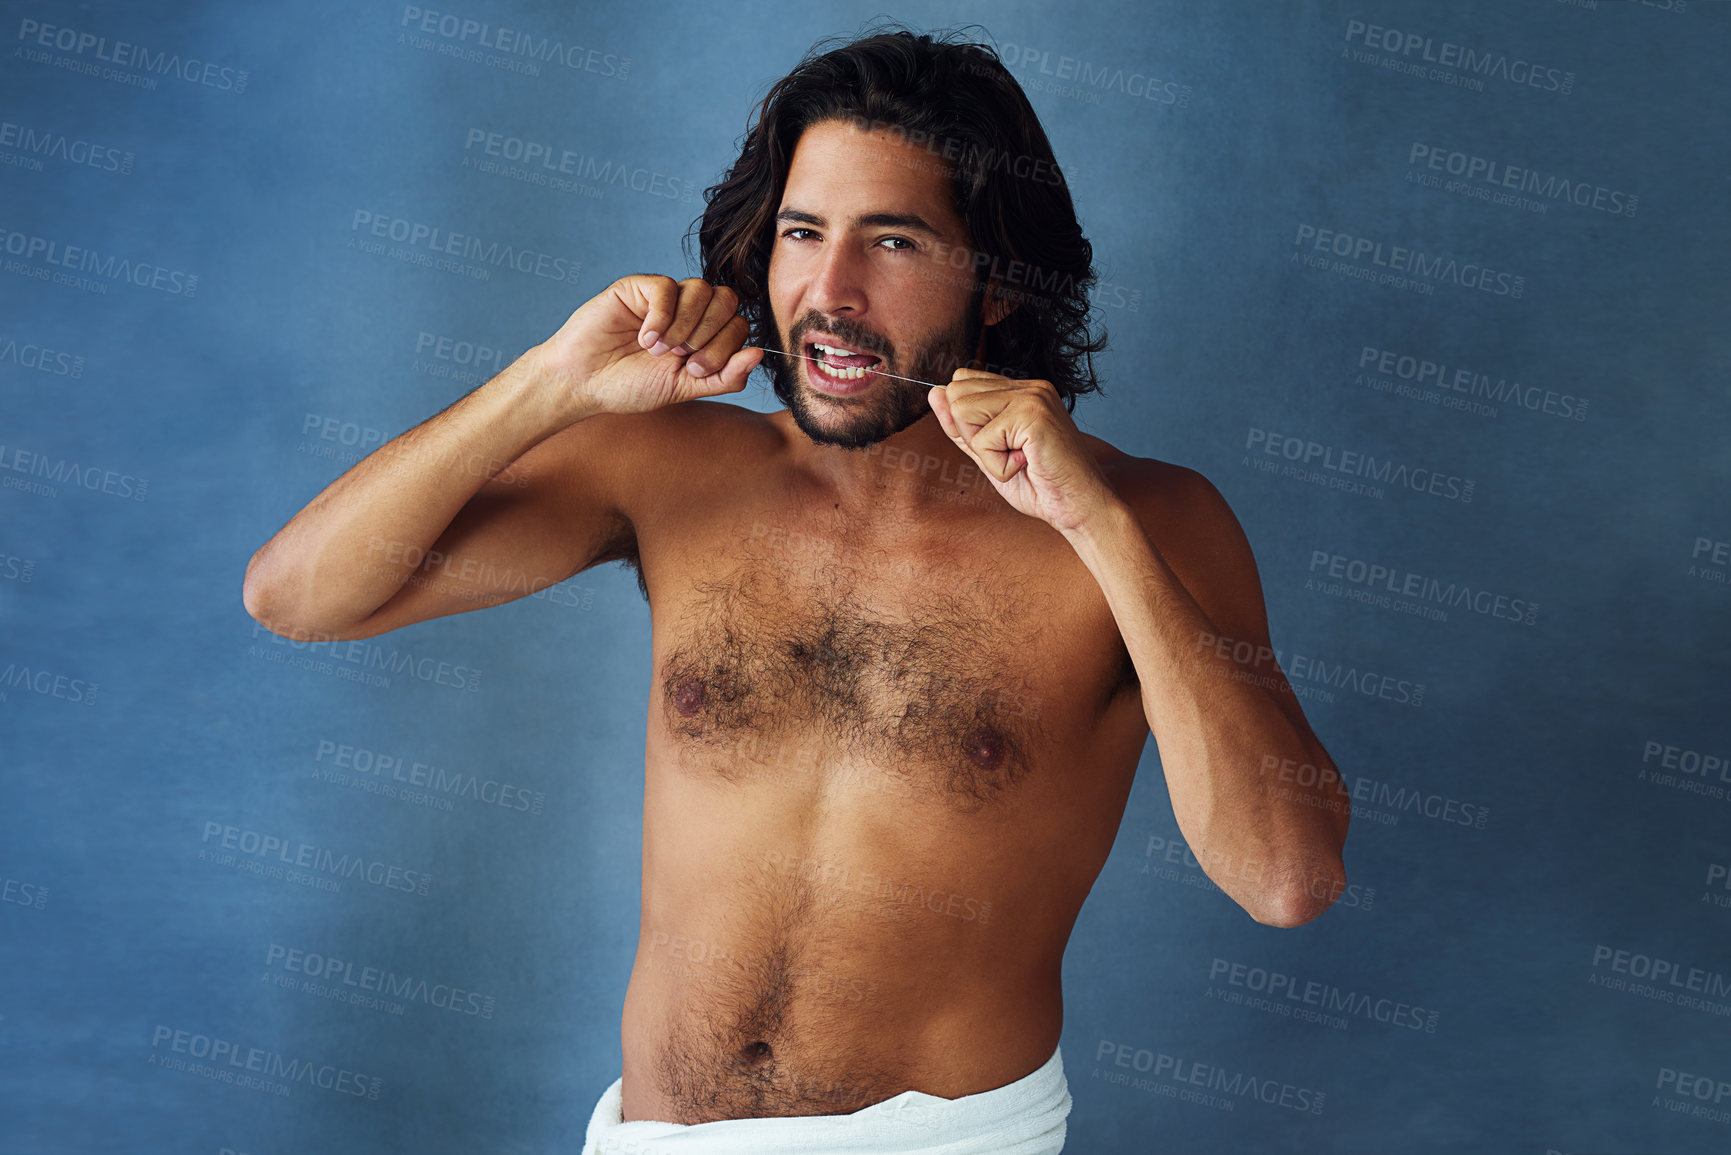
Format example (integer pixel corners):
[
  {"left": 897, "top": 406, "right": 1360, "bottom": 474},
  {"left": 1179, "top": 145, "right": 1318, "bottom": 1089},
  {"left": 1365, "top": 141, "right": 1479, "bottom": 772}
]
[{"left": 3, "top": 1, "right": 1728, "bottom": 1152}]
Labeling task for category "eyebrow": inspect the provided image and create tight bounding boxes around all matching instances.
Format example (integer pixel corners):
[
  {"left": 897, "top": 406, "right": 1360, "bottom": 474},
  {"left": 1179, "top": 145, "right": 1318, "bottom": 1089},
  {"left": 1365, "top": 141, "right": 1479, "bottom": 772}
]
[{"left": 775, "top": 208, "right": 943, "bottom": 238}]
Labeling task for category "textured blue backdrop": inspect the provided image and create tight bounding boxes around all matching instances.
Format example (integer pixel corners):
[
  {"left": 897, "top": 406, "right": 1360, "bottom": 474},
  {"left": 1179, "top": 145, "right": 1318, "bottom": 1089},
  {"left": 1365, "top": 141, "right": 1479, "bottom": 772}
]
[{"left": 3, "top": 1, "right": 1728, "bottom": 1152}]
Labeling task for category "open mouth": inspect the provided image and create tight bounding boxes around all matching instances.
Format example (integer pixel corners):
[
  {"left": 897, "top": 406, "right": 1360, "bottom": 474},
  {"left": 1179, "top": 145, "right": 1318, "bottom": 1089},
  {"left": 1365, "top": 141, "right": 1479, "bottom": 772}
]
[{"left": 803, "top": 338, "right": 884, "bottom": 384}]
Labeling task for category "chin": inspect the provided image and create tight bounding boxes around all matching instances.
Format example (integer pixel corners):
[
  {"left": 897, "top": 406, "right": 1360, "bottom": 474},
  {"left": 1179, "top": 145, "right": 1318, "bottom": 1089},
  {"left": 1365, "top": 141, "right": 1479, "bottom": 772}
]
[{"left": 787, "top": 377, "right": 928, "bottom": 451}]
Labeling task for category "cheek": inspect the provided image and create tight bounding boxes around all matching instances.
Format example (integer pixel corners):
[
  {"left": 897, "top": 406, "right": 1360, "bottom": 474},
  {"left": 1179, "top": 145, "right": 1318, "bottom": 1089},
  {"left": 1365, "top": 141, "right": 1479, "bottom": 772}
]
[
  {"left": 906, "top": 258, "right": 969, "bottom": 312},
  {"left": 765, "top": 252, "right": 797, "bottom": 325}
]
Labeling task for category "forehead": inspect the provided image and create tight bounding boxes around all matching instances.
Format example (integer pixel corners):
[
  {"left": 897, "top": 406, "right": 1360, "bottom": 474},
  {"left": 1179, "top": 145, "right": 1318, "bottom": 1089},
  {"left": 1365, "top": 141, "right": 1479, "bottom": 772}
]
[{"left": 780, "top": 119, "right": 964, "bottom": 234}]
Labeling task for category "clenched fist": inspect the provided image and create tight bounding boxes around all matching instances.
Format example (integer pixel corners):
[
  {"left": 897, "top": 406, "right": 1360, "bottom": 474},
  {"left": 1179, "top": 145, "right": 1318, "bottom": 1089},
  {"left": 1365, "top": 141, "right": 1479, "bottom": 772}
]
[{"left": 538, "top": 274, "right": 764, "bottom": 418}]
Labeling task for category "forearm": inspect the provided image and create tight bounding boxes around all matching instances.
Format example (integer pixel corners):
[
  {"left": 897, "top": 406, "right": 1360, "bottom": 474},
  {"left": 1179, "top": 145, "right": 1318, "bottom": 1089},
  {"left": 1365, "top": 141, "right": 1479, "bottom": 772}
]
[
  {"left": 244, "top": 345, "right": 587, "bottom": 634},
  {"left": 1064, "top": 499, "right": 1348, "bottom": 925}
]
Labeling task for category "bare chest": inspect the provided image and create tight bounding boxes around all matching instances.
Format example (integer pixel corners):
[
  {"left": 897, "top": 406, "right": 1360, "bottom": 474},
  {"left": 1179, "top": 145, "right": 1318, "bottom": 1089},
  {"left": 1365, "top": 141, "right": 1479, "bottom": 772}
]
[{"left": 650, "top": 529, "right": 1131, "bottom": 807}]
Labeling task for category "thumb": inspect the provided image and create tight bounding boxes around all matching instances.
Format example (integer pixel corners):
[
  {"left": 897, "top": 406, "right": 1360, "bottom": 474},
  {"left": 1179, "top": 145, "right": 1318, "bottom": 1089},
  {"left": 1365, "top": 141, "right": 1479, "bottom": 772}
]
[
  {"left": 928, "top": 386, "right": 959, "bottom": 439},
  {"left": 928, "top": 386, "right": 992, "bottom": 478}
]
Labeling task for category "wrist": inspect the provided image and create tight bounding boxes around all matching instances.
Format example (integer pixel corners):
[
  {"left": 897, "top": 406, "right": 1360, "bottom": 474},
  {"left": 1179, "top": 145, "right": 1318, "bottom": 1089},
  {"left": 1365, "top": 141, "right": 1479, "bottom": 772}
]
[
  {"left": 1060, "top": 492, "right": 1140, "bottom": 568},
  {"left": 507, "top": 343, "right": 603, "bottom": 429},
  {"left": 1060, "top": 489, "right": 1134, "bottom": 544}
]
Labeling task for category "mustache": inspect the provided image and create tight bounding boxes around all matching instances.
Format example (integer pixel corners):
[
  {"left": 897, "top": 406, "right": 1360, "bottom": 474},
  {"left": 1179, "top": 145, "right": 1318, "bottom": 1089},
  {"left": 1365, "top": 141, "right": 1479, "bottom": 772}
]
[{"left": 788, "top": 314, "right": 892, "bottom": 362}]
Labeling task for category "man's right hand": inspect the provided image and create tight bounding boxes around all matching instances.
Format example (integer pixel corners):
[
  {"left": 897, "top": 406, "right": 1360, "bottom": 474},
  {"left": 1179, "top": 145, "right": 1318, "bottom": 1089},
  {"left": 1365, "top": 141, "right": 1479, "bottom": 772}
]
[{"left": 540, "top": 274, "right": 764, "bottom": 417}]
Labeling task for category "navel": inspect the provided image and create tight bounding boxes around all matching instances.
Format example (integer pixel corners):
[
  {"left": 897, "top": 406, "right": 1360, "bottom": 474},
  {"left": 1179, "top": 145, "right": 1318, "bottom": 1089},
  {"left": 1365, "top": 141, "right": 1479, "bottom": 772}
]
[
  {"left": 673, "top": 675, "right": 707, "bottom": 716},
  {"left": 961, "top": 724, "right": 1008, "bottom": 770}
]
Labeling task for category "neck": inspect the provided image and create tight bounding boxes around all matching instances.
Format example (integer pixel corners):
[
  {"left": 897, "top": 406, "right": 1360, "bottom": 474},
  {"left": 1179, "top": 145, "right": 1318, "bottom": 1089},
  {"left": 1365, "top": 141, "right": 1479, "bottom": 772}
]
[
  {"left": 782, "top": 410, "right": 993, "bottom": 521},
  {"left": 779, "top": 325, "right": 1000, "bottom": 519}
]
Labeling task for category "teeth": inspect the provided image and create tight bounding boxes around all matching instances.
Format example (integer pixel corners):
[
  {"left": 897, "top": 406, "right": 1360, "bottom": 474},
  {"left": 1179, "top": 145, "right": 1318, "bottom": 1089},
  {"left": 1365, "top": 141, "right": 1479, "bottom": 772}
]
[
  {"left": 818, "top": 362, "right": 872, "bottom": 380},
  {"left": 809, "top": 341, "right": 878, "bottom": 381}
]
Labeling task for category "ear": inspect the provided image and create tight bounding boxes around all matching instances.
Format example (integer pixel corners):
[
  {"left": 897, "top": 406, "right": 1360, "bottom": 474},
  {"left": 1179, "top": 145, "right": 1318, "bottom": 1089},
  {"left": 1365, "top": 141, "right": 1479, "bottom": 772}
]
[{"left": 982, "top": 275, "right": 1018, "bottom": 326}]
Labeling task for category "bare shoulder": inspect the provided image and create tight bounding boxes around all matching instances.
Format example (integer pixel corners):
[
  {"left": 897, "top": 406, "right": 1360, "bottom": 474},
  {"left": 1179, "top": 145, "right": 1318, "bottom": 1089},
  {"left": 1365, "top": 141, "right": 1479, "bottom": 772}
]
[
  {"left": 1084, "top": 437, "right": 1271, "bottom": 641},
  {"left": 1081, "top": 436, "right": 1236, "bottom": 533},
  {"left": 526, "top": 397, "right": 782, "bottom": 517}
]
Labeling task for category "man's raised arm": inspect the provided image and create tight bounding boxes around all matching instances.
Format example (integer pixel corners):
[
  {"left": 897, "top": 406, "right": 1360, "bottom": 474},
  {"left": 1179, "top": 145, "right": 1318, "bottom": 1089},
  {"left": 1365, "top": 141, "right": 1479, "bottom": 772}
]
[{"left": 241, "top": 275, "right": 762, "bottom": 641}]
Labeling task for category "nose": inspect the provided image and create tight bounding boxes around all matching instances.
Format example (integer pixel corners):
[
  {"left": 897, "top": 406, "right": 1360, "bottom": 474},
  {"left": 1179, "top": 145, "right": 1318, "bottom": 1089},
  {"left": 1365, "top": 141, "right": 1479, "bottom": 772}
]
[{"left": 807, "top": 236, "right": 868, "bottom": 316}]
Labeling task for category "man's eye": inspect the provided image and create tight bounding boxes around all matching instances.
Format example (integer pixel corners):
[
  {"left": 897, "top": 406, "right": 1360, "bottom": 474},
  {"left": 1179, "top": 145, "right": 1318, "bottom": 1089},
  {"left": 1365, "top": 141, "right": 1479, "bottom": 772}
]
[
  {"left": 782, "top": 228, "right": 818, "bottom": 241},
  {"left": 878, "top": 237, "right": 915, "bottom": 251}
]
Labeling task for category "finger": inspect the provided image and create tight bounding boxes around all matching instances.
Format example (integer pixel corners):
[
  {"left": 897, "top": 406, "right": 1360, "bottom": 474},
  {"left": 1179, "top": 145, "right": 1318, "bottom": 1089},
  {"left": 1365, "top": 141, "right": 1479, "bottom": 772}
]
[
  {"left": 944, "top": 372, "right": 1018, "bottom": 406},
  {"left": 927, "top": 386, "right": 959, "bottom": 439},
  {"left": 658, "top": 278, "right": 717, "bottom": 355},
  {"left": 629, "top": 275, "right": 681, "bottom": 353},
  {"left": 683, "top": 296, "right": 746, "bottom": 378},
  {"left": 711, "top": 344, "right": 765, "bottom": 393},
  {"left": 945, "top": 389, "right": 1012, "bottom": 444},
  {"left": 948, "top": 367, "right": 1011, "bottom": 385},
  {"left": 930, "top": 387, "right": 993, "bottom": 476},
  {"left": 971, "top": 408, "right": 1031, "bottom": 482}
]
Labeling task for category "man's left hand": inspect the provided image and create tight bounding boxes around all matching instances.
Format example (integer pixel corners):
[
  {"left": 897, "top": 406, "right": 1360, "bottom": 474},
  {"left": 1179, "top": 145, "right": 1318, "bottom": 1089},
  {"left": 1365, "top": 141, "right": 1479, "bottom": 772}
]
[{"left": 928, "top": 369, "right": 1118, "bottom": 534}]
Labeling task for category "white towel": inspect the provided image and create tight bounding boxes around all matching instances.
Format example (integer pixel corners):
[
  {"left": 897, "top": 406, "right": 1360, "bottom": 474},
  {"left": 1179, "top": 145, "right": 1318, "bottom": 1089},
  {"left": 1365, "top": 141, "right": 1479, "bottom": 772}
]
[{"left": 581, "top": 1045, "right": 1071, "bottom": 1154}]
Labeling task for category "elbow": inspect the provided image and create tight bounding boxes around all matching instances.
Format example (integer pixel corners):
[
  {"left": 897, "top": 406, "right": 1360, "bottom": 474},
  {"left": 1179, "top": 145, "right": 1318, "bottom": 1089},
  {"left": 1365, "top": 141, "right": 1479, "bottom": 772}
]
[
  {"left": 242, "top": 552, "right": 290, "bottom": 632},
  {"left": 242, "top": 557, "right": 275, "bottom": 626},
  {"left": 242, "top": 554, "right": 340, "bottom": 640},
  {"left": 242, "top": 566, "right": 270, "bottom": 626},
  {"left": 1249, "top": 858, "right": 1347, "bottom": 929}
]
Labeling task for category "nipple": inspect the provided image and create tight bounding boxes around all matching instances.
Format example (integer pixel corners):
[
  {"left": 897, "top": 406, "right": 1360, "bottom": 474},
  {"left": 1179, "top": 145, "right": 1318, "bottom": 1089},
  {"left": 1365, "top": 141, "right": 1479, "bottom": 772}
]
[
  {"left": 673, "top": 676, "right": 706, "bottom": 716},
  {"left": 961, "top": 724, "right": 1007, "bottom": 770}
]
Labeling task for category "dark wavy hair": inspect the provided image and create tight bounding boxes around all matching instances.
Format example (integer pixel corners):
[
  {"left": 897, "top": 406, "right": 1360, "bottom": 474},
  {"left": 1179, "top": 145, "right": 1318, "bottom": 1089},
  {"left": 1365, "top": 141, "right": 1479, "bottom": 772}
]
[{"left": 685, "top": 23, "right": 1107, "bottom": 410}]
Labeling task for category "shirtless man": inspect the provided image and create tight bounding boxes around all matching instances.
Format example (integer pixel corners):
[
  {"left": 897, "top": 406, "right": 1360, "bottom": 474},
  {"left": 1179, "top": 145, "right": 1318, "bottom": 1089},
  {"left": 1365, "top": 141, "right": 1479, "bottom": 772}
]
[{"left": 244, "top": 29, "right": 1348, "bottom": 1153}]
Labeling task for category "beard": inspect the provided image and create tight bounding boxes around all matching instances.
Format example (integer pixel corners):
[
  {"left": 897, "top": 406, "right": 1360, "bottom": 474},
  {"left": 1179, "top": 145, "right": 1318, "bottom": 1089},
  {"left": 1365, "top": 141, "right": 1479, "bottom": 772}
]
[{"left": 766, "top": 292, "right": 984, "bottom": 451}]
